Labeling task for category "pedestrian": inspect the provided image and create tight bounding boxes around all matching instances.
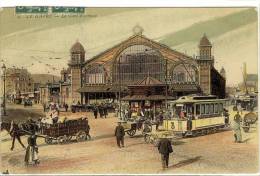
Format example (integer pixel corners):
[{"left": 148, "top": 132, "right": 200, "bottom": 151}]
[
  {"left": 157, "top": 137, "right": 173, "bottom": 169},
  {"left": 93, "top": 107, "right": 98, "bottom": 119},
  {"left": 24, "top": 131, "right": 40, "bottom": 166},
  {"left": 82, "top": 117, "right": 91, "bottom": 140},
  {"left": 99, "top": 106, "right": 104, "bottom": 118},
  {"left": 64, "top": 103, "right": 68, "bottom": 112},
  {"left": 232, "top": 111, "right": 242, "bottom": 143},
  {"left": 43, "top": 103, "right": 46, "bottom": 112},
  {"left": 114, "top": 122, "right": 125, "bottom": 148},
  {"left": 103, "top": 105, "right": 108, "bottom": 118}
]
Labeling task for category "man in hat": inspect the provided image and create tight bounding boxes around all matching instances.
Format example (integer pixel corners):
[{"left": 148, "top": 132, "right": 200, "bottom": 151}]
[
  {"left": 233, "top": 111, "right": 242, "bottom": 143},
  {"left": 157, "top": 137, "right": 173, "bottom": 169},
  {"left": 114, "top": 121, "right": 125, "bottom": 148}
]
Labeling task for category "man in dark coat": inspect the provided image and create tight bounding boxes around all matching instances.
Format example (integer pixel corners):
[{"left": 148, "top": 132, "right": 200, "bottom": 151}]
[
  {"left": 99, "top": 106, "right": 104, "bottom": 118},
  {"left": 103, "top": 105, "right": 108, "bottom": 118},
  {"left": 93, "top": 107, "right": 98, "bottom": 119},
  {"left": 114, "top": 122, "right": 125, "bottom": 148},
  {"left": 157, "top": 137, "right": 173, "bottom": 169},
  {"left": 64, "top": 103, "right": 68, "bottom": 112}
]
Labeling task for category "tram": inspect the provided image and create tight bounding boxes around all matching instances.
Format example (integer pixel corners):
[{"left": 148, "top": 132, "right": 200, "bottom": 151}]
[{"left": 163, "top": 95, "right": 229, "bottom": 137}]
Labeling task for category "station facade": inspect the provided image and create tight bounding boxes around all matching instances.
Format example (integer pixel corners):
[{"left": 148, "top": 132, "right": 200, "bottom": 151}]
[{"left": 40, "top": 27, "right": 226, "bottom": 105}]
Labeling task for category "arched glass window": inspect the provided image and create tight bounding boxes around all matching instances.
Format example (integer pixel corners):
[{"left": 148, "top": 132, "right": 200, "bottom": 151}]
[
  {"left": 85, "top": 65, "right": 105, "bottom": 84},
  {"left": 171, "top": 64, "right": 197, "bottom": 83},
  {"left": 113, "top": 45, "right": 165, "bottom": 84}
]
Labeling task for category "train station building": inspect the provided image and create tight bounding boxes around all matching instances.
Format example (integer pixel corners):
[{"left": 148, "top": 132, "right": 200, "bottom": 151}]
[{"left": 40, "top": 26, "right": 226, "bottom": 105}]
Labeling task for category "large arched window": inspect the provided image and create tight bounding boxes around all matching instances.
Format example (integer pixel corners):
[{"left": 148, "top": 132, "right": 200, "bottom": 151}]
[
  {"left": 113, "top": 45, "right": 165, "bottom": 84},
  {"left": 171, "top": 64, "right": 197, "bottom": 83},
  {"left": 84, "top": 64, "right": 105, "bottom": 84}
]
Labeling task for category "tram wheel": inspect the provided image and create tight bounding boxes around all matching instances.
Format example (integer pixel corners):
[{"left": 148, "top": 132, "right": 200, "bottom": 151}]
[
  {"left": 201, "top": 130, "right": 207, "bottom": 135},
  {"left": 192, "top": 131, "right": 198, "bottom": 137}
]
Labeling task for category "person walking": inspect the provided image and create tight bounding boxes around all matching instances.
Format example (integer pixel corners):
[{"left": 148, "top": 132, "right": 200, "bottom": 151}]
[
  {"left": 233, "top": 111, "right": 242, "bottom": 143},
  {"left": 64, "top": 103, "right": 68, "bottom": 112},
  {"left": 103, "top": 105, "right": 108, "bottom": 118},
  {"left": 99, "top": 106, "right": 104, "bottom": 118},
  {"left": 114, "top": 122, "right": 125, "bottom": 148},
  {"left": 93, "top": 107, "right": 98, "bottom": 119},
  {"left": 157, "top": 137, "right": 173, "bottom": 169},
  {"left": 24, "top": 131, "right": 40, "bottom": 166}
]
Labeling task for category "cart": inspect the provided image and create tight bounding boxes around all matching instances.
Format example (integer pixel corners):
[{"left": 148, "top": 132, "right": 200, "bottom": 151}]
[
  {"left": 40, "top": 118, "right": 90, "bottom": 144},
  {"left": 122, "top": 119, "right": 153, "bottom": 137},
  {"left": 242, "top": 111, "right": 258, "bottom": 132}
]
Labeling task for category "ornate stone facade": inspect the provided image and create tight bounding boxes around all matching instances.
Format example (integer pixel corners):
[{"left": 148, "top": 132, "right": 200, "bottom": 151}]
[{"left": 40, "top": 30, "right": 226, "bottom": 105}]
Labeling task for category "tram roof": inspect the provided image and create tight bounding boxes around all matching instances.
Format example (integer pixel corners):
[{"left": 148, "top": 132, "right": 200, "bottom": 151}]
[{"left": 169, "top": 95, "right": 227, "bottom": 104}]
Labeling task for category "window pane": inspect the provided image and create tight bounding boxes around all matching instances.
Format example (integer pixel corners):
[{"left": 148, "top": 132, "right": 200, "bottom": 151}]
[
  {"left": 196, "top": 104, "right": 200, "bottom": 115},
  {"left": 205, "top": 104, "right": 209, "bottom": 114},
  {"left": 201, "top": 104, "right": 205, "bottom": 114},
  {"left": 214, "top": 103, "right": 218, "bottom": 113}
]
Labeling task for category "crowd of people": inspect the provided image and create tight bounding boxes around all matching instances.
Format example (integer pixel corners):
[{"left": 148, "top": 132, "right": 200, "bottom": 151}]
[{"left": 92, "top": 104, "right": 109, "bottom": 119}]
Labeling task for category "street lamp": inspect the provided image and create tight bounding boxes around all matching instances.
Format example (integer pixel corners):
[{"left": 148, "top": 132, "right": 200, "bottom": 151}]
[{"left": 2, "top": 64, "right": 7, "bottom": 116}]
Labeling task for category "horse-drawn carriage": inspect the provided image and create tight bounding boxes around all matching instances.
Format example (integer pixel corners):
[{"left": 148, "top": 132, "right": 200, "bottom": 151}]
[
  {"left": 121, "top": 118, "right": 153, "bottom": 137},
  {"left": 40, "top": 118, "right": 90, "bottom": 144}
]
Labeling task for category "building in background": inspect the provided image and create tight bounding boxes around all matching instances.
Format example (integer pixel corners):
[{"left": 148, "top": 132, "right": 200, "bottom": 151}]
[
  {"left": 238, "top": 62, "right": 258, "bottom": 94},
  {"left": 40, "top": 27, "right": 226, "bottom": 105},
  {"left": 1, "top": 67, "right": 34, "bottom": 103}
]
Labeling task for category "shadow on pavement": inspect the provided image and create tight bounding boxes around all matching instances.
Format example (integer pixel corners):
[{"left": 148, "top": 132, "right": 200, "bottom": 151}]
[
  {"left": 170, "top": 156, "right": 202, "bottom": 169},
  {"left": 242, "top": 138, "right": 251, "bottom": 143}
]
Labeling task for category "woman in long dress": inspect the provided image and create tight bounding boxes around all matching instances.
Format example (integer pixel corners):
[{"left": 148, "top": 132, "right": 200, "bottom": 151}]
[{"left": 24, "top": 133, "right": 40, "bottom": 166}]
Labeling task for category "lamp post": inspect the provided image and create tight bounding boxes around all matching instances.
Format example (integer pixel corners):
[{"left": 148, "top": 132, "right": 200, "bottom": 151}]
[{"left": 2, "top": 64, "right": 7, "bottom": 116}]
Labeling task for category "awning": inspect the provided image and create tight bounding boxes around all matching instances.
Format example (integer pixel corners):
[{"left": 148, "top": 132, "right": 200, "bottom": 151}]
[{"left": 122, "top": 95, "right": 175, "bottom": 101}]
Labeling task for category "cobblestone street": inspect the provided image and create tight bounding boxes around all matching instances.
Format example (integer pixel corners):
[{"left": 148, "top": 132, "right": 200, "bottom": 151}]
[{"left": 0, "top": 105, "right": 259, "bottom": 174}]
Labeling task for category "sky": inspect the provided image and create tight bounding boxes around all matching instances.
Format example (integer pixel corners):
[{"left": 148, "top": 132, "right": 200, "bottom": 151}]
[{"left": 0, "top": 7, "right": 258, "bottom": 86}]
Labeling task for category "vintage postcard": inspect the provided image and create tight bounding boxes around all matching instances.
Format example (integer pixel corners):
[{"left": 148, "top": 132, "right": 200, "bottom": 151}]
[{"left": 0, "top": 2, "right": 259, "bottom": 175}]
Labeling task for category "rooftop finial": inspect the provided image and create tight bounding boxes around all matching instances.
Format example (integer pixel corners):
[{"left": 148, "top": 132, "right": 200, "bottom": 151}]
[{"left": 133, "top": 24, "right": 144, "bottom": 35}]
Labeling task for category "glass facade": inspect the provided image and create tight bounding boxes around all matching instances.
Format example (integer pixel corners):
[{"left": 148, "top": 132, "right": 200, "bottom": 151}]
[
  {"left": 112, "top": 45, "right": 166, "bottom": 84},
  {"left": 171, "top": 64, "right": 197, "bottom": 83}
]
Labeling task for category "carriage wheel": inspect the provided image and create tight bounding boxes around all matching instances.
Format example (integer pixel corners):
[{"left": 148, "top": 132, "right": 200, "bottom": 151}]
[
  {"left": 76, "top": 131, "right": 87, "bottom": 142},
  {"left": 144, "top": 134, "right": 151, "bottom": 144},
  {"left": 45, "top": 136, "right": 53, "bottom": 144},
  {"left": 243, "top": 123, "right": 250, "bottom": 133},
  {"left": 57, "top": 136, "right": 67, "bottom": 144},
  {"left": 153, "top": 138, "right": 160, "bottom": 147},
  {"left": 67, "top": 135, "right": 73, "bottom": 142},
  {"left": 126, "top": 129, "right": 136, "bottom": 137},
  {"left": 142, "top": 125, "right": 152, "bottom": 134}
]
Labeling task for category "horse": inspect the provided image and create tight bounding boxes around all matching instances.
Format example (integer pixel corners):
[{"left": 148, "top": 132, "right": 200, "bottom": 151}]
[{"left": 0, "top": 120, "right": 39, "bottom": 151}]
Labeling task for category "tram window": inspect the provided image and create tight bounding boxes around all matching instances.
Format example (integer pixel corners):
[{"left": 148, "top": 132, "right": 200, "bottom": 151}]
[
  {"left": 214, "top": 103, "right": 218, "bottom": 114},
  {"left": 219, "top": 103, "right": 223, "bottom": 113},
  {"left": 201, "top": 104, "right": 205, "bottom": 114},
  {"left": 205, "top": 104, "right": 209, "bottom": 114},
  {"left": 209, "top": 104, "right": 214, "bottom": 114},
  {"left": 196, "top": 104, "right": 200, "bottom": 115}
]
